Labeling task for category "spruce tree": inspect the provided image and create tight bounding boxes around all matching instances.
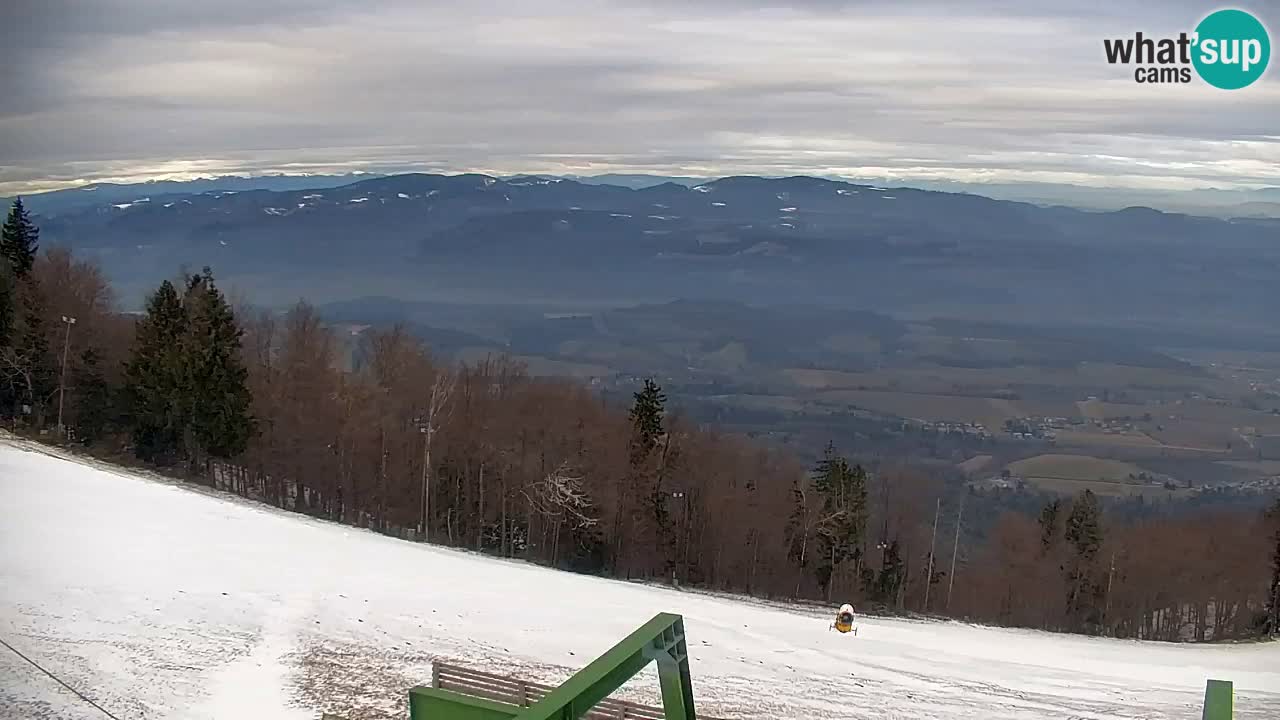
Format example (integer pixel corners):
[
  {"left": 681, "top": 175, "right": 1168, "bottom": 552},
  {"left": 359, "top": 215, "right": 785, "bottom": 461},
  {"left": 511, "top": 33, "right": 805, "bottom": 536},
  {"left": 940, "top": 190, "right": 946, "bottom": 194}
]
[
  {"left": 72, "top": 347, "right": 111, "bottom": 444},
  {"left": 124, "top": 280, "right": 187, "bottom": 462},
  {"left": 626, "top": 378, "right": 669, "bottom": 573},
  {"left": 1064, "top": 489, "right": 1104, "bottom": 631},
  {"left": 628, "top": 378, "right": 666, "bottom": 462},
  {"left": 180, "top": 267, "right": 254, "bottom": 464},
  {"left": 1, "top": 198, "right": 39, "bottom": 278},
  {"left": 1065, "top": 490, "right": 1102, "bottom": 560},
  {"left": 811, "top": 443, "right": 870, "bottom": 601},
  {"left": 1039, "top": 499, "right": 1062, "bottom": 553}
]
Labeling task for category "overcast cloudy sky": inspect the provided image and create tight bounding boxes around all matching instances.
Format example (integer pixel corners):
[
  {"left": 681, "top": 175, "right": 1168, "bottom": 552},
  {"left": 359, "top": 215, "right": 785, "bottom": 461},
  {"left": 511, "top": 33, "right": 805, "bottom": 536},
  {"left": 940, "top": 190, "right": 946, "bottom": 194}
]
[{"left": 2, "top": 0, "right": 1277, "bottom": 195}]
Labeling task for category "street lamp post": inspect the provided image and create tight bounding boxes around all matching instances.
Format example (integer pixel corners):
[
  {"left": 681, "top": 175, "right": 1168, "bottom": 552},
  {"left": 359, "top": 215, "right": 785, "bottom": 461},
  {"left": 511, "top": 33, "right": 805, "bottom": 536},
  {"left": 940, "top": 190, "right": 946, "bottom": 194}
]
[
  {"left": 415, "top": 417, "right": 433, "bottom": 541},
  {"left": 670, "top": 490, "right": 687, "bottom": 585},
  {"left": 57, "top": 315, "right": 77, "bottom": 437}
]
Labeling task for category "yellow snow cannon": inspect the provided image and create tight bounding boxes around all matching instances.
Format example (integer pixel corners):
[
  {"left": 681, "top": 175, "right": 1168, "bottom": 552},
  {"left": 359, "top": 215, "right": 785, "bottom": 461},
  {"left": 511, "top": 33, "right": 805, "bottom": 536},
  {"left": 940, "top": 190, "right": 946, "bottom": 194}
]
[{"left": 831, "top": 603, "right": 857, "bottom": 634}]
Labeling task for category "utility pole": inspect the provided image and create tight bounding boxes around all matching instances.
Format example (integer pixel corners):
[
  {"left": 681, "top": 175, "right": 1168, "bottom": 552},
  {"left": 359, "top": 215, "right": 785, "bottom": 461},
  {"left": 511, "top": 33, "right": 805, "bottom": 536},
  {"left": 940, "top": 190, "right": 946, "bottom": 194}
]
[
  {"left": 880, "top": 471, "right": 892, "bottom": 569},
  {"left": 1104, "top": 551, "right": 1116, "bottom": 632},
  {"left": 924, "top": 497, "right": 940, "bottom": 613},
  {"left": 671, "top": 490, "right": 687, "bottom": 585},
  {"left": 417, "top": 419, "right": 432, "bottom": 541},
  {"left": 947, "top": 493, "right": 965, "bottom": 611},
  {"left": 56, "top": 315, "right": 76, "bottom": 437}
]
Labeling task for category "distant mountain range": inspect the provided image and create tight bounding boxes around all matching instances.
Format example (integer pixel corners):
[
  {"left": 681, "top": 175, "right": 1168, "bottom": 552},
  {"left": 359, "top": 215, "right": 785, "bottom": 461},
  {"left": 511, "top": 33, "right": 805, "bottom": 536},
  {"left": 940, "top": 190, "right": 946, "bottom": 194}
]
[
  {"left": 20, "top": 172, "right": 1280, "bottom": 344},
  {"left": 12, "top": 172, "right": 1278, "bottom": 219},
  {"left": 4, "top": 173, "right": 387, "bottom": 217},
  {"left": 886, "top": 180, "right": 1280, "bottom": 218},
  {"left": 547, "top": 175, "right": 1280, "bottom": 218}
]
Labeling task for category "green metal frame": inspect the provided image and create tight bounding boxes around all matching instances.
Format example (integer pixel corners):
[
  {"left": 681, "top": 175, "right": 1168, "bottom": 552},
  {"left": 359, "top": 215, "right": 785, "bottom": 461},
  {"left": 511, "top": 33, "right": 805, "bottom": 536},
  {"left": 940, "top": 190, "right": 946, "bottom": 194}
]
[{"left": 409, "top": 612, "right": 698, "bottom": 720}]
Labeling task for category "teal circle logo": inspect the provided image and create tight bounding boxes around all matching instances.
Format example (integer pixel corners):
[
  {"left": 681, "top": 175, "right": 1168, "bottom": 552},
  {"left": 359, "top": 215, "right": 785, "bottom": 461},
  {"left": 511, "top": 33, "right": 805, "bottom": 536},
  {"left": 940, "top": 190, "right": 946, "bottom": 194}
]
[{"left": 1192, "top": 9, "right": 1270, "bottom": 89}]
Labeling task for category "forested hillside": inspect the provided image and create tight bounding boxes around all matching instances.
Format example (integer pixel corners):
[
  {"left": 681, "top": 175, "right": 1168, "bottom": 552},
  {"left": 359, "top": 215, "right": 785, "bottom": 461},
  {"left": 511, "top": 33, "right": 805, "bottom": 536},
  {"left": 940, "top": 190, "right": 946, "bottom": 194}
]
[{"left": 3, "top": 198, "right": 1278, "bottom": 642}]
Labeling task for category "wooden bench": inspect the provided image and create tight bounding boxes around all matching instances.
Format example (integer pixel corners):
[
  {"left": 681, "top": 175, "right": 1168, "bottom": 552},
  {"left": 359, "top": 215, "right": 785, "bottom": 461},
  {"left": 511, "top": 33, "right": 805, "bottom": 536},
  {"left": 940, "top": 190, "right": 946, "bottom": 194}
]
[{"left": 432, "top": 661, "right": 725, "bottom": 720}]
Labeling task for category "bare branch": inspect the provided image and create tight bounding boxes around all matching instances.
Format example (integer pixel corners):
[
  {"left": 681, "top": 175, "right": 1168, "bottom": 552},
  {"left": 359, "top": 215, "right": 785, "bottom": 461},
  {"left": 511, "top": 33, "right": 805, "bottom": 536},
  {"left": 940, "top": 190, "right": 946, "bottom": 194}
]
[{"left": 522, "top": 460, "right": 598, "bottom": 529}]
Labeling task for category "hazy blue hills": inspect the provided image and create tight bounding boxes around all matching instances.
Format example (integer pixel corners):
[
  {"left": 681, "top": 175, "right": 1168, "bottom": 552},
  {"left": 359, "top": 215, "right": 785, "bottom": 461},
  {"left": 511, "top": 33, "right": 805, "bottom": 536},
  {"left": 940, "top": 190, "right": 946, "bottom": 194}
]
[{"left": 23, "top": 173, "right": 1280, "bottom": 344}]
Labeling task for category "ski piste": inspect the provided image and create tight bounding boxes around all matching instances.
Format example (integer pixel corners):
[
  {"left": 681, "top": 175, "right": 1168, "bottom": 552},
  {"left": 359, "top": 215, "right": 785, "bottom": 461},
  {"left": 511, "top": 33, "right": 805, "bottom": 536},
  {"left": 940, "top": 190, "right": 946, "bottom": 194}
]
[{"left": 2, "top": 438, "right": 1274, "bottom": 719}]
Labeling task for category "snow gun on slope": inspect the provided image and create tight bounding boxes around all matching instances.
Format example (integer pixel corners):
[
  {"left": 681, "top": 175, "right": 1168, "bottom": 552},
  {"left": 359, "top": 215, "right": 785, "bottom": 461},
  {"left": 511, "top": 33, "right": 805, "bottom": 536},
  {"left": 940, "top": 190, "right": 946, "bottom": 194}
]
[{"left": 829, "top": 603, "right": 858, "bottom": 635}]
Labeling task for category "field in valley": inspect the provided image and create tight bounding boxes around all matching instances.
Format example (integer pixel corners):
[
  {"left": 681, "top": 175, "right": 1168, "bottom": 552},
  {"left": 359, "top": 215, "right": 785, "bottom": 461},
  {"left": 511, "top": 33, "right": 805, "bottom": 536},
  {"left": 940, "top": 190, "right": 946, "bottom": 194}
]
[{"left": 393, "top": 301, "right": 1280, "bottom": 497}]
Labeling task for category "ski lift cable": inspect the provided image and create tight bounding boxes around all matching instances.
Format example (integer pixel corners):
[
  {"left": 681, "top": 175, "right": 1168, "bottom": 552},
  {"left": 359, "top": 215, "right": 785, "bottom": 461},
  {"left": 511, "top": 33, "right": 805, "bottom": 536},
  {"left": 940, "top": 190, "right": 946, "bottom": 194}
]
[{"left": 0, "top": 634, "right": 125, "bottom": 720}]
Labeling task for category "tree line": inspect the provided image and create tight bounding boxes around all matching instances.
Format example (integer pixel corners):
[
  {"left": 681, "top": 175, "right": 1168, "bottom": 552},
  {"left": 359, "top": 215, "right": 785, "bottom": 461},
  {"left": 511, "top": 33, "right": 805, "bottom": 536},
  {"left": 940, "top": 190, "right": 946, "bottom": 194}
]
[{"left": 2, "top": 198, "right": 1277, "bottom": 642}]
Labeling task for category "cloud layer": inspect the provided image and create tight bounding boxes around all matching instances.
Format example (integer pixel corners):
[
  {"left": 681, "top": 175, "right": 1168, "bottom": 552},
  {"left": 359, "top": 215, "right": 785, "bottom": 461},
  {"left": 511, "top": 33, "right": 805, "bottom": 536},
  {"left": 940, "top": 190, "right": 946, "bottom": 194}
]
[{"left": 2, "top": 0, "right": 1277, "bottom": 194}]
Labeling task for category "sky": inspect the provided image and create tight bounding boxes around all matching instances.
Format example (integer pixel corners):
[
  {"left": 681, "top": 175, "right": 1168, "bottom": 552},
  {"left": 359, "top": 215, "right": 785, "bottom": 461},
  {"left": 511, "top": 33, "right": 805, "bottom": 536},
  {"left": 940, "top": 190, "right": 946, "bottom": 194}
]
[{"left": 1, "top": 0, "right": 1278, "bottom": 196}]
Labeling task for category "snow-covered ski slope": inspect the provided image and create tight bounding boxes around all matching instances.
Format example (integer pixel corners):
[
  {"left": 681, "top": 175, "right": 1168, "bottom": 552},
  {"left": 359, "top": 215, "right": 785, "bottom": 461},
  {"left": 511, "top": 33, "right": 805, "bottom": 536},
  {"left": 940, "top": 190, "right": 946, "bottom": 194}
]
[{"left": 1, "top": 439, "right": 1278, "bottom": 720}]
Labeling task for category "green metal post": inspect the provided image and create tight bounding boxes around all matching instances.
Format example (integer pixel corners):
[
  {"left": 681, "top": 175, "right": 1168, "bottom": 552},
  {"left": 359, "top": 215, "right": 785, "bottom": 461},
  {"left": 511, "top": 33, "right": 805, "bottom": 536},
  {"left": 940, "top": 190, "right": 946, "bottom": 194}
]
[
  {"left": 651, "top": 616, "right": 696, "bottom": 720},
  {"left": 1202, "top": 679, "right": 1233, "bottom": 720}
]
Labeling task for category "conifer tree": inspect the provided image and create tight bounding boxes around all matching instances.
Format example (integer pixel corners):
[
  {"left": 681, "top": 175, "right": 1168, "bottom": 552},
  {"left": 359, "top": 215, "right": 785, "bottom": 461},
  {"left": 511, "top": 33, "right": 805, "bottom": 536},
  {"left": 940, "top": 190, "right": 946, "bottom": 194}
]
[
  {"left": 72, "top": 347, "right": 112, "bottom": 444},
  {"left": 1064, "top": 489, "right": 1104, "bottom": 631},
  {"left": 180, "top": 267, "right": 254, "bottom": 465},
  {"left": 628, "top": 378, "right": 666, "bottom": 462},
  {"left": 811, "top": 443, "right": 869, "bottom": 601},
  {"left": 626, "top": 378, "right": 669, "bottom": 573},
  {"left": 1065, "top": 490, "right": 1102, "bottom": 559},
  {"left": 1039, "top": 499, "right": 1062, "bottom": 553},
  {"left": 124, "top": 280, "right": 187, "bottom": 462},
  {"left": 1, "top": 198, "right": 39, "bottom": 278}
]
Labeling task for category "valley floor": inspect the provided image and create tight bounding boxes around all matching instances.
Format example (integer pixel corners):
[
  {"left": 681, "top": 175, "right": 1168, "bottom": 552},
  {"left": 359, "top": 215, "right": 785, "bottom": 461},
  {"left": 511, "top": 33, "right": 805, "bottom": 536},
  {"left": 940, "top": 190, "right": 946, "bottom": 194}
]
[{"left": 1, "top": 438, "right": 1278, "bottom": 719}]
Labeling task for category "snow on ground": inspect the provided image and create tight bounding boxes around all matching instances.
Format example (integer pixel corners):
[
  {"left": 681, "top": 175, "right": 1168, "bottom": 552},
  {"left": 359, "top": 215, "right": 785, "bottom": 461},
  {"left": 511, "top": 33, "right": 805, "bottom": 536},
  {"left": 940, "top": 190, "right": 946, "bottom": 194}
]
[{"left": 1, "top": 438, "right": 1278, "bottom": 720}]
